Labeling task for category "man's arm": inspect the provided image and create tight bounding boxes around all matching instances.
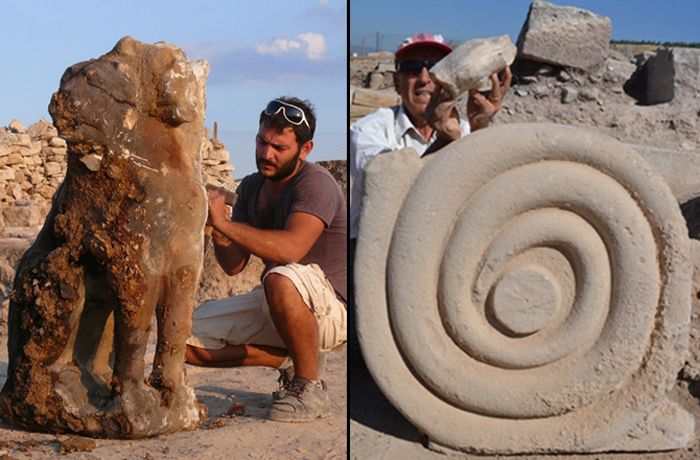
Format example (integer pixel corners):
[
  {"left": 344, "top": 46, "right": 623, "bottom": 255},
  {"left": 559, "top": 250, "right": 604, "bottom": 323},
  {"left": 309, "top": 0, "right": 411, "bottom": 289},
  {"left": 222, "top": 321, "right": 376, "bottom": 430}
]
[
  {"left": 209, "top": 226, "right": 250, "bottom": 276},
  {"left": 209, "top": 189, "right": 325, "bottom": 265}
]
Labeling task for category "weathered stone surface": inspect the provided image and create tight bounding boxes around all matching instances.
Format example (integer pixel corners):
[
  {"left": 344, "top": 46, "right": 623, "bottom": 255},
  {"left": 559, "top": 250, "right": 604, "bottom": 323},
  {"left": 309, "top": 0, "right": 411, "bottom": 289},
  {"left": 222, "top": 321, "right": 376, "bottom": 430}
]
[
  {"left": 352, "top": 87, "right": 401, "bottom": 108},
  {"left": 430, "top": 35, "right": 516, "bottom": 97},
  {"left": 646, "top": 47, "right": 700, "bottom": 105},
  {"left": 516, "top": 0, "right": 611, "bottom": 70},
  {"left": 355, "top": 123, "right": 693, "bottom": 454},
  {"left": 8, "top": 119, "right": 25, "bottom": 134},
  {"left": 0, "top": 36, "right": 209, "bottom": 438}
]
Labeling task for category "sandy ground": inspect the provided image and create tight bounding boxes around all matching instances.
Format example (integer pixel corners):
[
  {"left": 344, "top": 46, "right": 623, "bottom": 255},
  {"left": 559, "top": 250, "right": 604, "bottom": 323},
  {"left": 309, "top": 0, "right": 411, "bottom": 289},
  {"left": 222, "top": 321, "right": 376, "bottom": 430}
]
[
  {"left": 349, "top": 351, "right": 700, "bottom": 460},
  {"left": 0, "top": 335, "right": 347, "bottom": 459}
]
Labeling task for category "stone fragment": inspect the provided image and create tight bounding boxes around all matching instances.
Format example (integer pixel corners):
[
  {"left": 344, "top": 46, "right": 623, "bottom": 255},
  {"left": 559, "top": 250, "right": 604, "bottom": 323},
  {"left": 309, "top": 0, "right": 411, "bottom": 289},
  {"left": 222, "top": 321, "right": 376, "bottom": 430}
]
[
  {"left": 356, "top": 123, "right": 694, "bottom": 454},
  {"left": 208, "top": 147, "right": 229, "bottom": 162},
  {"left": 516, "top": 0, "right": 611, "bottom": 70},
  {"left": 44, "top": 161, "right": 62, "bottom": 176},
  {"left": 430, "top": 35, "right": 516, "bottom": 97},
  {"left": 79, "top": 153, "right": 102, "bottom": 171},
  {"left": 2, "top": 204, "right": 47, "bottom": 227},
  {"left": 561, "top": 86, "right": 578, "bottom": 103},
  {"left": 49, "top": 136, "right": 67, "bottom": 148},
  {"left": 579, "top": 86, "right": 599, "bottom": 101},
  {"left": 0, "top": 36, "right": 209, "bottom": 439},
  {"left": 8, "top": 119, "right": 25, "bottom": 134},
  {"left": 352, "top": 87, "right": 401, "bottom": 108}
]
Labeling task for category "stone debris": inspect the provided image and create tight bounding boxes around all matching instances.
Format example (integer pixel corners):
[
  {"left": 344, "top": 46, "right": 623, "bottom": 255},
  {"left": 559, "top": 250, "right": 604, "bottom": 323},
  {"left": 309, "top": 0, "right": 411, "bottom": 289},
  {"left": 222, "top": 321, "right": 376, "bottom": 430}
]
[{"left": 516, "top": 0, "right": 612, "bottom": 70}]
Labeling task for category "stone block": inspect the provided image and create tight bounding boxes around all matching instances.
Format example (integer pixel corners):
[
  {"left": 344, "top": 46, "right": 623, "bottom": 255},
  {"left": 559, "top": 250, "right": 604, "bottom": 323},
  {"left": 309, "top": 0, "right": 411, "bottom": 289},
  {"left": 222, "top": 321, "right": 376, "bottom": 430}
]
[
  {"left": 2, "top": 204, "right": 47, "bottom": 227},
  {"left": 8, "top": 119, "right": 26, "bottom": 134},
  {"left": 208, "top": 147, "right": 229, "bottom": 162},
  {"left": 352, "top": 87, "right": 401, "bottom": 108},
  {"left": 49, "top": 136, "right": 67, "bottom": 148},
  {"left": 516, "top": 0, "right": 611, "bottom": 70},
  {"left": 355, "top": 123, "right": 694, "bottom": 454},
  {"left": 646, "top": 47, "right": 700, "bottom": 105},
  {"left": 646, "top": 48, "right": 674, "bottom": 104},
  {"left": 350, "top": 104, "right": 378, "bottom": 120},
  {"left": 44, "top": 161, "right": 62, "bottom": 176}
]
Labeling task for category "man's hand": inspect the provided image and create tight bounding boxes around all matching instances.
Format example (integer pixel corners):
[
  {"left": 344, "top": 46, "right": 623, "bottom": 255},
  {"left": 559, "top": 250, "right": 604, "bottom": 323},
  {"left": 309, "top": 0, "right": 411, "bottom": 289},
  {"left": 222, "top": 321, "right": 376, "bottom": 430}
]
[
  {"left": 425, "top": 85, "right": 462, "bottom": 143},
  {"left": 206, "top": 188, "right": 233, "bottom": 246},
  {"left": 467, "top": 66, "right": 512, "bottom": 132},
  {"left": 207, "top": 188, "right": 229, "bottom": 228}
]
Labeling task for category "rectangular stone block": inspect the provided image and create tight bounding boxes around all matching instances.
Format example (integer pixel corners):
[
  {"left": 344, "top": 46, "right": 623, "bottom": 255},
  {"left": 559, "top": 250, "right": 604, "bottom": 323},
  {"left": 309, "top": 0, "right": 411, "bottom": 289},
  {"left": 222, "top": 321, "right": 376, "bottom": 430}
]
[
  {"left": 516, "top": 0, "right": 611, "bottom": 70},
  {"left": 352, "top": 88, "right": 401, "bottom": 108}
]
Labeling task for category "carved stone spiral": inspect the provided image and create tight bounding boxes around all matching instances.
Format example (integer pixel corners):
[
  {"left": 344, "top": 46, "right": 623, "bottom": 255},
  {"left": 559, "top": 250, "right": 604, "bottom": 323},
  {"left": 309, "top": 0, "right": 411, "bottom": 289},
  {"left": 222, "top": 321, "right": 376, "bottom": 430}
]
[{"left": 355, "top": 123, "right": 693, "bottom": 454}]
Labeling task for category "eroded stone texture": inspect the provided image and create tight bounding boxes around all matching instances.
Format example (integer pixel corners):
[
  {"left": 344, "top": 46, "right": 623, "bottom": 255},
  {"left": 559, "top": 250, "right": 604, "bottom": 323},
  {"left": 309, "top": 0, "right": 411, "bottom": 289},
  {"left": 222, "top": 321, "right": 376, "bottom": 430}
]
[
  {"left": 355, "top": 123, "right": 694, "bottom": 454},
  {"left": 0, "top": 36, "right": 209, "bottom": 438},
  {"left": 516, "top": 1, "right": 611, "bottom": 70},
  {"left": 430, "top": 35, "right": 516, "bottom": 97}
]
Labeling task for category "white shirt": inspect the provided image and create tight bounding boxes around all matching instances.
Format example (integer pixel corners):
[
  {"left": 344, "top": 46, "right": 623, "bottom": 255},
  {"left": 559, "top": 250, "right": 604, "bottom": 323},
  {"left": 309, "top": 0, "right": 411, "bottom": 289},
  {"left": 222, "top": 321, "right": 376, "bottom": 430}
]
[{"left": 349, "top": 104, "right": 470, "bottom": 239}]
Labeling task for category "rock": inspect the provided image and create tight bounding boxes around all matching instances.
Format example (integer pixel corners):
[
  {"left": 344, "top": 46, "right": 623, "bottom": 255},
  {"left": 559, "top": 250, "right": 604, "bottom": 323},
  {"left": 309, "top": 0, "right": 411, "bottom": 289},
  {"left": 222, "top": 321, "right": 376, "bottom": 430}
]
[
  {"left": 561, "top": 86, "right": 578, "bottom": 103},
  {"left": 352, "top": 87, "right": 401, "bottom": 108},
  {"left": 44, "top": 161, "right": 62, "bottom": 176},
  {"left": 430, "top": 35, "right": 516, "bottom": 97},
  {"left": 558, "top": 70, "right": 571, "bottom": 82},
  {"left": 2, "top": 204, "right": 48, "bottom": 227},
  {"left": 0, "top": 36, "right": 209, "bottom": 438},
  {"left": 208, "top": 147, "right": 229, "bottom": 162},
  {"left": 579, "top": 86, "right": 599, "bottom": 101},
  {"left": 368, "top": 72, "right": 384, "bottom": 89},
  {"left": 48, "top": 137, "right": 67, "bottom": 148},
  {"left": 7, "top": 119, "right": 25, "bottom": 134},
  {"left": 520, "top": 75, "right": 538, "bottom": 85},
  {"left": 516, "top": 0, "right": 611, "bottom": 70},
  {"left": 530, "top": 84, "right": 549, "bottom": 98},
  {"left": 645, "top": 47, "right": 700, "bottom": 105}
]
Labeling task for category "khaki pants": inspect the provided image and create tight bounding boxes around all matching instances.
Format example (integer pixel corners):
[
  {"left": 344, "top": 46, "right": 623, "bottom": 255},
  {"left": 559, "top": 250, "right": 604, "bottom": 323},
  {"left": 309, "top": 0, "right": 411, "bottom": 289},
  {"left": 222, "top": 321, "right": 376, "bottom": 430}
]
[{"left": 187, "top": 263, "right": 347, "bottom": 352}]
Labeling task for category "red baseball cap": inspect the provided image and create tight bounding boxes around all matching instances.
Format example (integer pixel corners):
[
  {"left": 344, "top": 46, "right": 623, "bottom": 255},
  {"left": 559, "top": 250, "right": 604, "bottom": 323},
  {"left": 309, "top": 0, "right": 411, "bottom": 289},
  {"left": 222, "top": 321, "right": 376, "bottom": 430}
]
[{"left": 395, "top": 33, "right": 452, "bottom": 60}]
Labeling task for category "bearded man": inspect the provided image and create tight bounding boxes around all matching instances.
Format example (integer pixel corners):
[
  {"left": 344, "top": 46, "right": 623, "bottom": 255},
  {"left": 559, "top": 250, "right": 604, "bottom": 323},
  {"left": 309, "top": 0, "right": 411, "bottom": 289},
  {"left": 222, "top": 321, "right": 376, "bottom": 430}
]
[{"left": 185, "top": 97, "right": 347, "bottom": 423}]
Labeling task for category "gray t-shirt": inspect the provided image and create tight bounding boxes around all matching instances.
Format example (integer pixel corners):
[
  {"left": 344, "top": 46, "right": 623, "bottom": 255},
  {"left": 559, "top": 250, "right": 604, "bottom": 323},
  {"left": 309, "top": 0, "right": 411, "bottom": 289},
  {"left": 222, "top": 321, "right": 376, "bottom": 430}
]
[{"left": 233, "top": 161, "right": 347, "bottom": 301}]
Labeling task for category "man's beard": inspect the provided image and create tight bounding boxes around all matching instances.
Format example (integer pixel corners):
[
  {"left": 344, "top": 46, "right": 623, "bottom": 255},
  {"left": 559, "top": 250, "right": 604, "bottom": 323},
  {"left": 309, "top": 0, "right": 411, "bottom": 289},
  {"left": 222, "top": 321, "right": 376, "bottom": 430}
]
[{"left": 257, "top": 148, "right": 302, "bottom": 181}]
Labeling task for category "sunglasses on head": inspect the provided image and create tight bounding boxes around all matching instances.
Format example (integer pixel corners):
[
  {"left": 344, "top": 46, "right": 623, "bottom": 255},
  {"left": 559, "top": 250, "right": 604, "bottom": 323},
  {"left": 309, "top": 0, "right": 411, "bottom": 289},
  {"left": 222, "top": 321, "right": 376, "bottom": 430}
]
[
  {"left": 264, "top": 99, "right": 310, "bottom": 128},
  {"left": 396, "top": 60, "right": 439, "bottom": 74}
]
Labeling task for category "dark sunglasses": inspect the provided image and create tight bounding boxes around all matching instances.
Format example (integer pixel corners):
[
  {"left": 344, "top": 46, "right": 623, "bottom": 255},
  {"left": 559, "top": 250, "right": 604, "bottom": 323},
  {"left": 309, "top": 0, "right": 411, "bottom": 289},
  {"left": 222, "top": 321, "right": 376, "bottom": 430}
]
[
  {"left": 264, "top": 99, "right": 310, "bottom": 128},
  {"left": 396, "top": 60, "right": 439, "bottom": 74}
]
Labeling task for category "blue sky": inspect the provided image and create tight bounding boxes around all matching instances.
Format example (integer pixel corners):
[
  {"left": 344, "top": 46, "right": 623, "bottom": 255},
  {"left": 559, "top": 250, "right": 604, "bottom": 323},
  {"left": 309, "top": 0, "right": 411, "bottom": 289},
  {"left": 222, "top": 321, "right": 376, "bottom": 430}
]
[
  {"left": 0, "top": 0, "right": 346, "bottom": 178},
  {"left": 351, "top": 0, "right": 699, "bottom": 53}
]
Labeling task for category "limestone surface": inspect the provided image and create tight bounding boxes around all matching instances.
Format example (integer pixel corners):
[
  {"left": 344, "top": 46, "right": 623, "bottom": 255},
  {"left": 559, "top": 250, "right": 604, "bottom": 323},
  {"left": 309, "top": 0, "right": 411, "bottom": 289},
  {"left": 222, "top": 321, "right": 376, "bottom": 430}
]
[
  {"left": 430, "top": 35, "right": 516, "bottom": 97},
  {"left": 0, "top": 36, "right": 209, "bottom": 438},
  {"left": 516, "top": 0, "right": 612, "bottom": 70},
  {"left": 355, "top": 123, "right": 694, "bottom": 454}
]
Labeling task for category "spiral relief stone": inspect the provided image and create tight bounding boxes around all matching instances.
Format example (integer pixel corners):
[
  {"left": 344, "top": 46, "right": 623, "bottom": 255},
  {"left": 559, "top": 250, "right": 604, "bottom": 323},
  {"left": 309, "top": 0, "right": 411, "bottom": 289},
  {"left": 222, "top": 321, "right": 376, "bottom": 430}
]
[{"left": 355, "top": 123, "right": 694, "bottom": 454}]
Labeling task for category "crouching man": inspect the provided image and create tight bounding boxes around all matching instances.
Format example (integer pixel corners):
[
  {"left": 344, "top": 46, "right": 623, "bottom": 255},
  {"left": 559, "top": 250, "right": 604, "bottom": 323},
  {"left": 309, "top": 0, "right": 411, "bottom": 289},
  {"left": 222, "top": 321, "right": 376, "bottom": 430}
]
[{"left": 185, "top": 97, "right": 347, "bottom": 423}]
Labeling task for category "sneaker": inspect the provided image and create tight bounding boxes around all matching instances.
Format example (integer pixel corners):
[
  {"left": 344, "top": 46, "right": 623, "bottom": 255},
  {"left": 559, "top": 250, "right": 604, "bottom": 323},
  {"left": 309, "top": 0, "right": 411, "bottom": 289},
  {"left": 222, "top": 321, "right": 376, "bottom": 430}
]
[
  {"left": 273, "top": 352, "right": 327, "bottom": 400},
  {"left": 268, "top": 378, "right": 331, "bottom": 422}
]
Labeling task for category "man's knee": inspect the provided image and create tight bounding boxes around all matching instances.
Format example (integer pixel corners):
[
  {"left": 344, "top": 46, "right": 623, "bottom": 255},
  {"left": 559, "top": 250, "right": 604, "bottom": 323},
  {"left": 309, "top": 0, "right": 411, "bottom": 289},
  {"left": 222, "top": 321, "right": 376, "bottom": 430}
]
[{"left": 264, "top": 273, "right": 296, "bottom": 302}]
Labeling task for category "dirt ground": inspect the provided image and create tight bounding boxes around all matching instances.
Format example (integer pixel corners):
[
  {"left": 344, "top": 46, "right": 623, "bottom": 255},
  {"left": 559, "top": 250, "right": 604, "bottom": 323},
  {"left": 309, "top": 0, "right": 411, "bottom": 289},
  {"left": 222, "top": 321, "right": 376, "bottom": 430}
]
[
  {"left": 0, "top": 335, "right": 347, "bottom": 459},
  {"left": 349, "top": 352, "right": 700, "bottom": 460}
]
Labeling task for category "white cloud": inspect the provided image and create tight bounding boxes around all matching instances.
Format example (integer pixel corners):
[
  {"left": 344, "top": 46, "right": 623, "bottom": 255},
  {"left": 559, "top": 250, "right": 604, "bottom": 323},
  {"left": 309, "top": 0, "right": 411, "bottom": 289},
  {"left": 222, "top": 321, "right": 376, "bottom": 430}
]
[
  {"left": 297, "top": 33, "right": 326, "bottom": 60},
  {"left": 255, "top": 33, "right": 326, "bottom": 60}
]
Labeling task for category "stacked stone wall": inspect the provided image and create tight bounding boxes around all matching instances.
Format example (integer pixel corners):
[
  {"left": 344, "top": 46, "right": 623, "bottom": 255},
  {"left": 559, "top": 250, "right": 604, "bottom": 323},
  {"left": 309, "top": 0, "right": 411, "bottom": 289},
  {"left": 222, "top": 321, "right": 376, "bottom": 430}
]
[{"left": 0, "top": 119, "right": 235, "bottom": 234}]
